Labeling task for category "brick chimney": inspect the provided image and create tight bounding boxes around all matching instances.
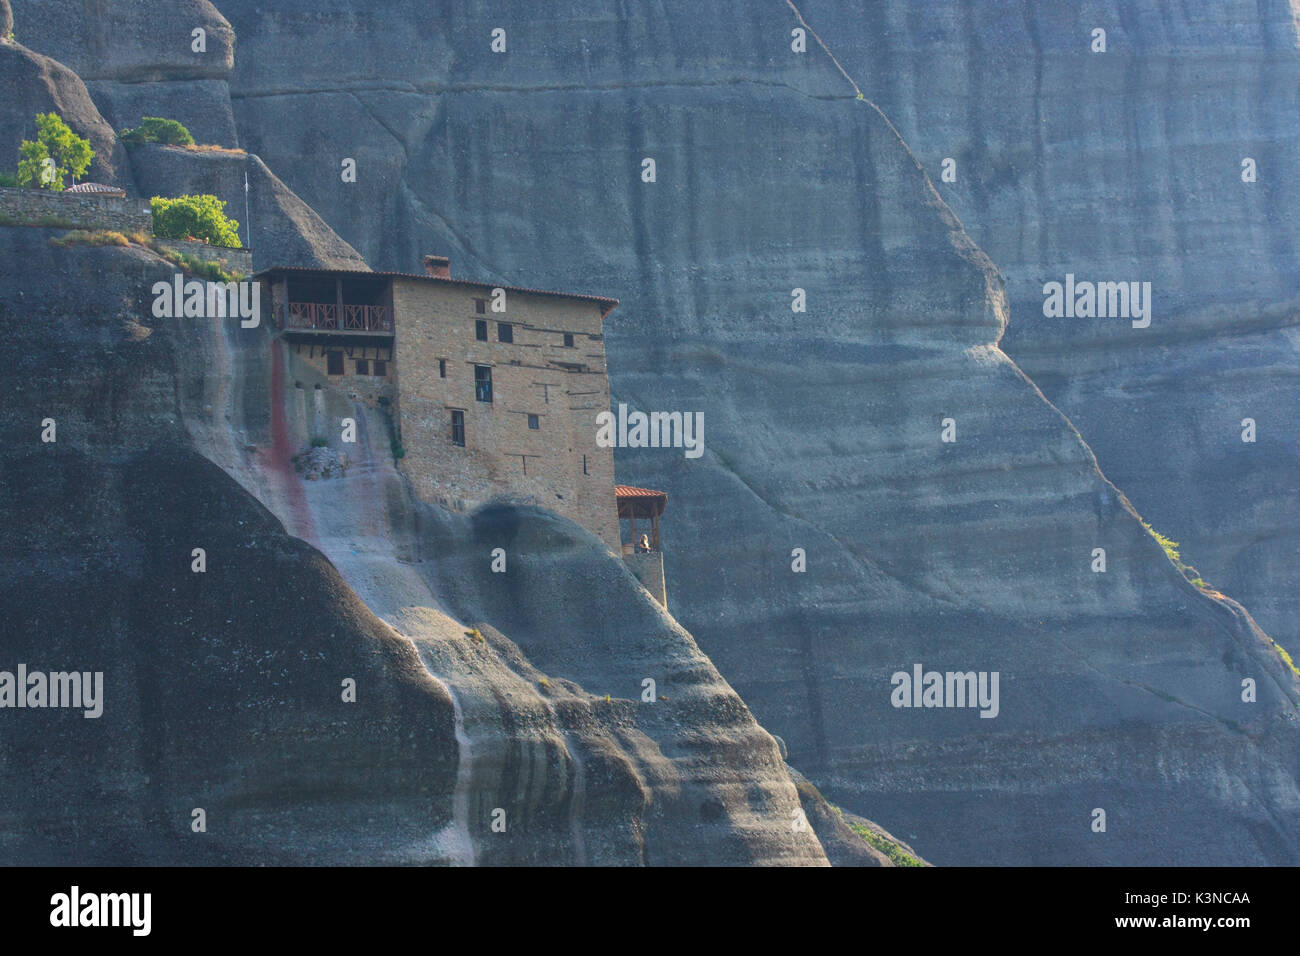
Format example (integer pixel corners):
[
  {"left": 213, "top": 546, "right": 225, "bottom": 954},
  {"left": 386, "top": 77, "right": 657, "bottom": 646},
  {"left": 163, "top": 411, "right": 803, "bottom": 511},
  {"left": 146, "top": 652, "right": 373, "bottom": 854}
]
[{"left": 423, "top": 255, "right": 451, "bottom": 279}]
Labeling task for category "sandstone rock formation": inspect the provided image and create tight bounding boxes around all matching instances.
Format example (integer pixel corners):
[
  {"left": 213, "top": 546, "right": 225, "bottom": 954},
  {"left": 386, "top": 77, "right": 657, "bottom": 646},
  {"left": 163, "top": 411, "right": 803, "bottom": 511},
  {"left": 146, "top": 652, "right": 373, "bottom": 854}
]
[
  {"left": 0, "top": 230, "right": 830, "bottom": 865},
  {"left": 197, "top": 0, "right": 1300, "bottom": 865},
  {"left": 126, "top": 144, "right": 368, "bottom": 270},
  {"left": 0, "top": 38, "right": 126, "bottom": 187},
  {"left": 3, "top": 0, "right": 1298, "bottom": 867},
  {"left": 783, "top": 0, "right": 1300, "bottom": 683},
  {"left": 11, "top": 0, "right": 238, "bottom": 147}
]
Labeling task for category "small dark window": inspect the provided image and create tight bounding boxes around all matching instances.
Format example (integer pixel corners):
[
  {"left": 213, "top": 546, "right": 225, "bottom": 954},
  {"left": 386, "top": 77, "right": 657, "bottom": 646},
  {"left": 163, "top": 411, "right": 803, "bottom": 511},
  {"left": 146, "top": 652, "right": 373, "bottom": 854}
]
[
  {"left": 498, "top": 322, "right": 513, "bottom": 343},
  {"left": 373, "top": 359, "right": 387, "bottom": 376},
  {"left": 528, "top": 414, "right": 539, "bottom": 430},
  {"left": 450, "top": 410, "right": 465, "bottom": 447},
  {"left": 327, "top": 351, "right": 344, "bottom": 375},
  {"left": 474, "top": 365, "right": 493, "bottom": 403},
  {"left": 563, "top": 332, "right": 574, "bottom": 348},
  {"left": 475, "top": 319, "right": 488, "bottom": 341},
  {"left": 439, "top": 358, "right": 447, "bottom": 378},
  {"left": 474, "top": 298, "right": 486, "bottom": 314},
  {"left": 355, "top": 358, "right": 369, "bottom": 376}
]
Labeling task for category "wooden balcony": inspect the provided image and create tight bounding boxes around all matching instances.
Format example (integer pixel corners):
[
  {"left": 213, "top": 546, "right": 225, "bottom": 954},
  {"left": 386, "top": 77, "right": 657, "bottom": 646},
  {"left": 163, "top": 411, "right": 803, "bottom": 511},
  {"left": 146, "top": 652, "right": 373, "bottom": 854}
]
[{"left": 277, "top": 301, "right": 393, "bottom": 336}]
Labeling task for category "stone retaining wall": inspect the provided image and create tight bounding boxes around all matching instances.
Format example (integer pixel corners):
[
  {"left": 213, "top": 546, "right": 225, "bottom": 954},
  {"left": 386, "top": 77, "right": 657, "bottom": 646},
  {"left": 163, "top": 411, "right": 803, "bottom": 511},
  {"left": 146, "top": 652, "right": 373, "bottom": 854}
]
[
  {"left": 0, "top": 186, "right": 152, "bottom": 233},
  {"left": 154, "top": 237, "right": 252, "bottom": 275}
]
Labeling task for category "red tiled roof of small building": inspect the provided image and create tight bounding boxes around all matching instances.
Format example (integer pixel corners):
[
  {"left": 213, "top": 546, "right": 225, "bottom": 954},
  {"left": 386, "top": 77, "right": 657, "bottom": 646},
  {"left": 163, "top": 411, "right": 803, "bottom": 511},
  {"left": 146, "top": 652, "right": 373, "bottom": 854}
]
[
  {"left": 65, "top": 182, "right": 126, "bottom": 196},
  {"left": 615, "top": 485, "right": 667, "bottom": 499},
  {"left": 615, "top": 486, "right": 668, "bottom": 518}
]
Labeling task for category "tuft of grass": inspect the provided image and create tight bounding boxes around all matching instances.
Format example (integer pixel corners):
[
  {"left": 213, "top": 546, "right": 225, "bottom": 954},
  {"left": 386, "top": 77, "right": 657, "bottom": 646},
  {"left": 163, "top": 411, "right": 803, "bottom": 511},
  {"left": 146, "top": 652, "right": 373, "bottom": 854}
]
[
  {"left": 179, "top": 144, "right": 247, "bottom": 154},
  {"left": 537, "top": 677, "right": 550, "bottom": 690},
  {"left": 49, "top": 229, "right": 130, "bottom": 248},
  {"left": 464, "top": 628, "right": 485, "bottom": 644},
  {"left": 1140, "top": 519, "right": 1222, "bottom": 594},
  {"left": 1141, "top": 520, "right": 1182, "bottom": 566},
  {"left": 847, "top": 822, "right": 924, "bottom": 867},
  {"left": 1275, "top": 641, "right": 1300, "bottom": 678},
  {"left": 148, "top": 241, "right": 244, "bottom": 282}
]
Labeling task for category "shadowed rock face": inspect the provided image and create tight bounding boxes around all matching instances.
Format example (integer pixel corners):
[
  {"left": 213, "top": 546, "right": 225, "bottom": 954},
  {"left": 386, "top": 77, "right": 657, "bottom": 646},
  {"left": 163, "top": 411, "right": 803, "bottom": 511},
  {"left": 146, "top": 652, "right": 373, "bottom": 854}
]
[
  {"left": 789, "top": 0, "right": 1300, "bottom": 674},
  {"left": 125, "top": 144, "right": 368, "bottom": 269},
  {"left": 12, "top": 0, "right": 234, "bottom": 81},
  {"left": 11, "top": 1, "right": 239, "bottom": 147},
  {"left": 0, "top": 232, "right": 830, "bottom": 865},
  {"left": 201, "top": 0, "right": 1300, "bottom": 864},
  {"left": 4, "top": 0, "right": 1299, "bottom": 866},
  {"left": 0, "top": 39, "right": 127, "bottom": 187}
]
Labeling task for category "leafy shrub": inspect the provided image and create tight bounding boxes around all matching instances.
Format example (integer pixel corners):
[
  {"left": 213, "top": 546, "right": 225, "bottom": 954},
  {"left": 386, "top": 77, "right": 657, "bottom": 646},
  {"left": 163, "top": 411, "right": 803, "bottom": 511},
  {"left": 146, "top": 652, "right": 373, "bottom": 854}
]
[
  {"left": 0, "top": 171, "right": 17, "bottom": 187},
  {"left": 120, "top": 117, "right": 195, "bottom": 147},
  {"left": 16, "top": 112, "right": 93, "bottom": 191},
  {"left": 150, "top": 194, "right": 241, "bottom": 248}
]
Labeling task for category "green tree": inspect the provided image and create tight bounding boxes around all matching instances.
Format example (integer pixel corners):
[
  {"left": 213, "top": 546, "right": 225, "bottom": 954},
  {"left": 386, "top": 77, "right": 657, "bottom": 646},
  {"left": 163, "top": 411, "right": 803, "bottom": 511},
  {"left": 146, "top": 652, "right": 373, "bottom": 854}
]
[
  {"left": 120, "top": 117, "right": 195, "bottom": 147},
  {"left": 151, "top": 194, "right": 242, "bottom": 248},
  {"left": 16, "top": 112, "right": 93, "bottom": 191}
]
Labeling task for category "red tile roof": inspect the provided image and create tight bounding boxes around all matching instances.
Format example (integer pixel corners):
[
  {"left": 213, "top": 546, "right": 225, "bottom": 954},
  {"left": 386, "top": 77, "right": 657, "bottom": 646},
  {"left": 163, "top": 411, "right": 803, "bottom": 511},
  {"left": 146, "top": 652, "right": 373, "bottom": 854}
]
[
  {"left": 616, "top": 485, "right": 667, "bottom": 517},
  {"left": 65, "top": 182, "right": 126, "bottom": 196},
  {"left": 615, "top": 485, "right": 667, "bottom": 499}
]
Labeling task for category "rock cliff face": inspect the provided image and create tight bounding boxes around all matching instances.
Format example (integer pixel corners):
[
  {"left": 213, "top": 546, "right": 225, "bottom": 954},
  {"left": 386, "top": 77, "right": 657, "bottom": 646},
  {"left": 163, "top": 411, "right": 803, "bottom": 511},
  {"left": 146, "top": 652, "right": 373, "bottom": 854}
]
[
  {"left": 0, "top": 230, "right": 831, "bottom": 865},
  {"left": 0, "top": 37, "right": 126, "bottom": 187},
  {"left": 11, "top": 0, "right": 238, "bottom": 147},
  {"left": 202, "top": 0, "right": 1299, "bottom": 864},
  {"left": 3, "top": 0, "right": 1299, "bottom": 866},
  {"left": 791, "top": 0, "right": 1300, "bottom": 738}
]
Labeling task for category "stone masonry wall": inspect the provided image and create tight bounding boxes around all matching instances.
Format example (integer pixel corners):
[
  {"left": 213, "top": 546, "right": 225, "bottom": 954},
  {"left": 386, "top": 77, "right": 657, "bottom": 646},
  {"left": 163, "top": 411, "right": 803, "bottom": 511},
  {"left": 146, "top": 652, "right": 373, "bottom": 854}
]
[
  {"left": 391, "top": 277, "right": 620, "bottom": 550},
  {"left": 287, "top": 339, "right": 396, "bottom": 414},
  {"left": 154, "top": 237, "right": 253, "bottom": 276},
  {"left": 0, "top": 186, "right": 152, "bottom": 233}
]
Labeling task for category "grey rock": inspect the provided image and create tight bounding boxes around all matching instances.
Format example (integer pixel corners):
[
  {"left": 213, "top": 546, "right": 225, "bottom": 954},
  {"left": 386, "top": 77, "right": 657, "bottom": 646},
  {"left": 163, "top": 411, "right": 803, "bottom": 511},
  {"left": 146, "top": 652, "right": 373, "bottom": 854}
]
[
  {"left": 0, "top": 40, "right": 127, "bottom": 187},
  {"left": 90, "top": 78, "right": 240, "bottom": 148},
  {"left": 128, "top": 143, "right": 367, "bottom": 270},
  {"left": 796, "top": 0, "right": 1300, "bottom": 678},
  {"left": 205, "top": 0, "right": 1300, "bottom": 865},
  {"left": 0, "top": 230, "right": 831, "bottom": 865},
  {"left": 11, "top": 0, "right": 233, "bottom": 81}
]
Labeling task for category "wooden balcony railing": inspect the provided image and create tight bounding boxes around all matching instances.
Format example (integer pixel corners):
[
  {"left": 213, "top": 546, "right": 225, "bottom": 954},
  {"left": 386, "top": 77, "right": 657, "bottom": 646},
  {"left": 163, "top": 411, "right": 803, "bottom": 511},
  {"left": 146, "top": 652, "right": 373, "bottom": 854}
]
[{"left": 278, "top": 301, "right": 392, "bottom": 333}]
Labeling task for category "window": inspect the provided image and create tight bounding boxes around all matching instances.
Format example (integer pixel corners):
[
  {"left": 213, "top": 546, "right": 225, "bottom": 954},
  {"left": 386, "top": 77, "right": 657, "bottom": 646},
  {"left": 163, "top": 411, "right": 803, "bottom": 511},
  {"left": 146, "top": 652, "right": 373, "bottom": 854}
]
[
  {"left": 373, "top": 360, "right": 387, "bottom": 376},
  {"left": 498, "top": 322, "right": 513, "bottom": 343},
  {"left": 474, "top": 365, "right": 493, "bottom": 403},
  {"left": 439, "top": 358, "right": 446, "bottom": 378},
  {"left": 450, "top": 410, "right": 465, "bottom": 447},
  {"left": 474, "top": 298, "right": 487, "bottom": 314},
  {"left": 355, "top": 358, "right": 369, "bottom": 376},
  {"left": 582, "top": 454, "right": 588, "bottom": 475},
  {"left": 475, "top": 319, "right": 488, "bottom": 341},
  {"left": 563, "top": 332, "right": 574, "bottom": 348},
  {"left": 528, "top": 414, "right": 539, "bottom": 430},
  {"left": 327, "top": 351, "right": 344, "bottom": 375}
]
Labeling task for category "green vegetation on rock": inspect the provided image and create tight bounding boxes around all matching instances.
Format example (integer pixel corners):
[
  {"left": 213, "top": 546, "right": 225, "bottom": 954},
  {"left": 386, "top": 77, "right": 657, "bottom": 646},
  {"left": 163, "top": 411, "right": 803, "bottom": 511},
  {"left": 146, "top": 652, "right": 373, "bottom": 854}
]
[
  {"left": 16, "top": 112, "right": 93, "bottom": 191},
  {"left": 151, "top": 194, "right": 241, "bottom": 248},
  {"left": 121, "top": 117, "right": 195, "bottom": 147},
  {"left": 847, "top": 822, "right": 924, "bottom": 866}
]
